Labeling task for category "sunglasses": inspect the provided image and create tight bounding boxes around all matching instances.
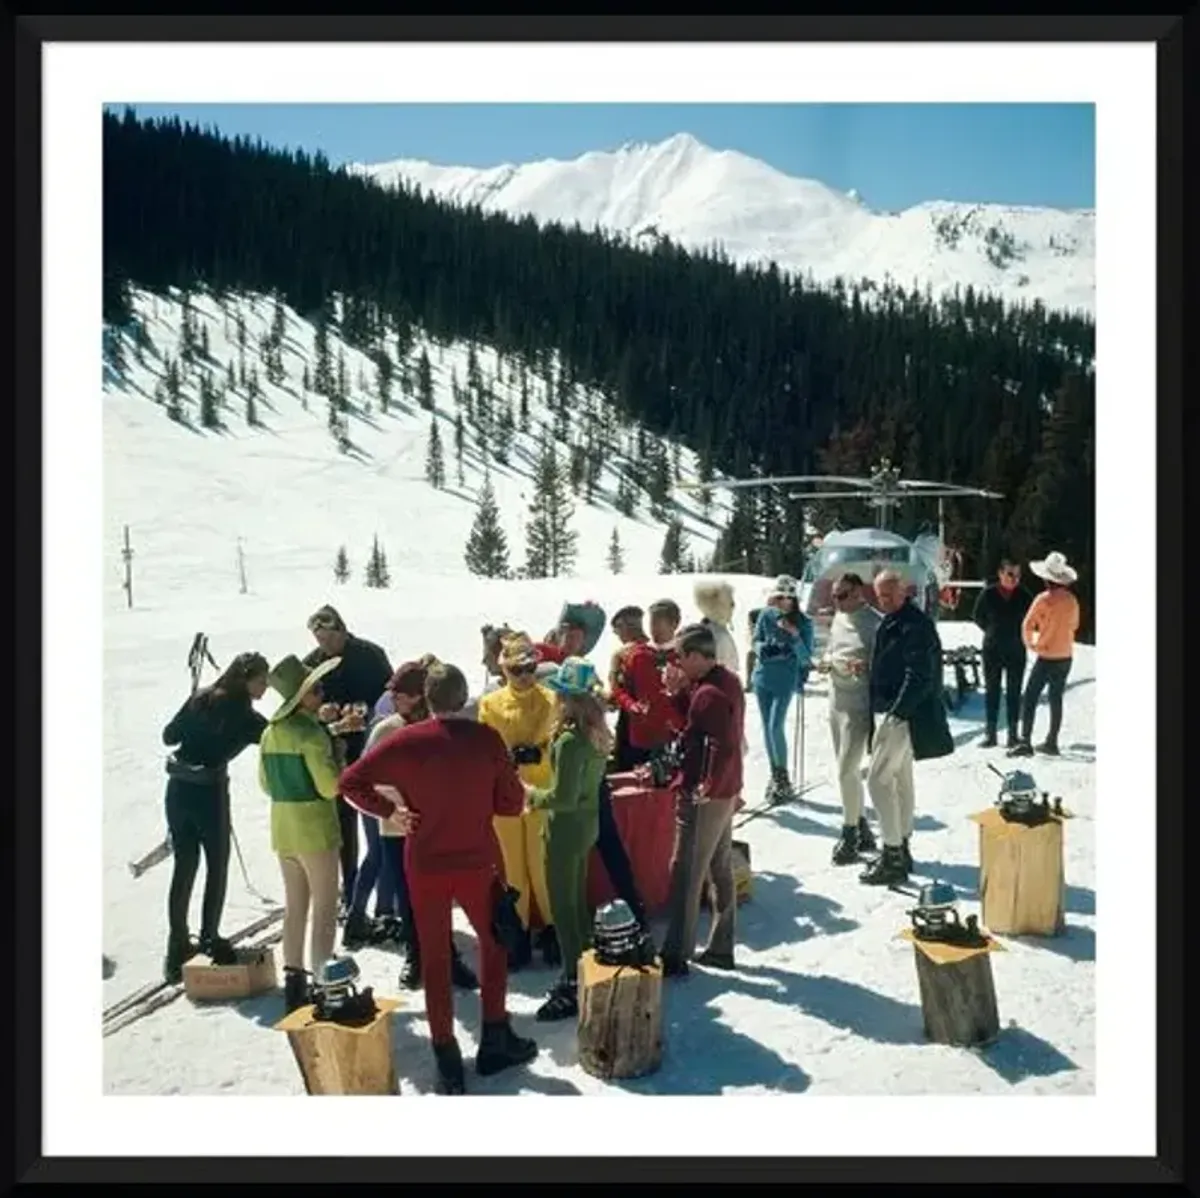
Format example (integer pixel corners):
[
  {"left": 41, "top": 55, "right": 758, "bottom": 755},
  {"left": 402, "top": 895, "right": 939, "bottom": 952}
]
[{"left": 508, "top": 663, "right": 537, "bottom": 677}]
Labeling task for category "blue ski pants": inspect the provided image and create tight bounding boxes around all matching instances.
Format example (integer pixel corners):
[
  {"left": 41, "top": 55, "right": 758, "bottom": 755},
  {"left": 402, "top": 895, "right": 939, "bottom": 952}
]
[{"left": 754, "top": 685, "right": 794, "bottom": 771}]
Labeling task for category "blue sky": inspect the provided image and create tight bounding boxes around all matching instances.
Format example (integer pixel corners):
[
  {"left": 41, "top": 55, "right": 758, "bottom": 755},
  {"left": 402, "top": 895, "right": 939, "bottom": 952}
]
[{"left": 108, "top": 102, "right": 1095, "bottom": 212}]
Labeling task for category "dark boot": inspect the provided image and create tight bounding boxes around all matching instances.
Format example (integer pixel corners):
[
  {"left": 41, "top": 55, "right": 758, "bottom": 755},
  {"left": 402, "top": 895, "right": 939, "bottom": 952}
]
[
  {"left": 981, "top": 729, "right": 998, "bottom": 748},
  {"left": 283, "top": 966, "right": 311, "bottom": 1013},
  {"left": 859, "top": 845, "right": 908, "bottom": 887},
  {"left": 857, "top": 816, "right": 877, "bottom": 854},
  {"left": 1036, "top": 740, "right": 1061, "bottom": 756},
  {"left": 433, "top": 1038, "right": 466, "bottom": 1095},
  {"left": 341, "top": 910, "right": 373, "bottom": 951},
  {"left": 198, "top": 933, "right": 238, "bottom": 966},
  {"left": 163, "top": 932, "right": 198, "bottom": 985},
  {"left": 507, "top": 927, "right": 533, "bottom": 972},
  {"left": 1008, "top": 740, "right": 1034, "bottom": 758},
  {"left": 475, "top": 1018, "right": 538, "bottom": 1077},
  {"left": 661, "top": 954, "right": 689, "bottom": 978},
  {"left": 1006, "top": 730, "right": 1019, "bottom": 749},
  {"left": 451, "top": 944, "right": 479, "bottom": 991},
  {"left": 901, "top": 837, "right": 914, "bottom": 875},
  {"left": 831, "top": 824, "right": 860, "bottom": 865},
  {"left": 695, "top": 948, "right": 736, "bottom": 971},
  {"left": 535, "top": 977, "right": 578, "bottom": 1022},
  {"left": 399, "top": 941, "right": 422, "bottom": 991},
  {"left": 769, "top": 767, "right": 795, "bottom": 805},
  {"left": 536, "top": 926, "right": 562, "bottom": 970}
]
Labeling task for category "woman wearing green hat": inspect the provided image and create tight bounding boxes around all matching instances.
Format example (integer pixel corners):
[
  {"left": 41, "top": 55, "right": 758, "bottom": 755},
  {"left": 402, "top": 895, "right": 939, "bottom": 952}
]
[
  {"left": 258, "top": 653, "right": 346, "bottom": 1012},
  {"left": 524, "top": 657, "right": 611, "bottom": 1021}
]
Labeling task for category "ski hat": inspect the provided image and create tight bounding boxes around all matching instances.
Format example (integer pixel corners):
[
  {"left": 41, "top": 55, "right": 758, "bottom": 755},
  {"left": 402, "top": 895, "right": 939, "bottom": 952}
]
[
  {"left": 499, "top": 632, "right": 539, "bottom": 670},
  {"left": 1030, "top": 551, "right": 1077, "bottom": 586},
  {"left": 768, "top": 575, "right": 799, "bottom": 600},
  {"left": 267, "top": 654, "right": 343, "bottom": 723},
  {"left": 307, "top": 604, "right": 346, "bottom": 633},
  {"left": 611, "top": 605, "right": 644, "bottom": 629},
  {"left": 544, "top": 657, "right": 603, "bottom": 698}
]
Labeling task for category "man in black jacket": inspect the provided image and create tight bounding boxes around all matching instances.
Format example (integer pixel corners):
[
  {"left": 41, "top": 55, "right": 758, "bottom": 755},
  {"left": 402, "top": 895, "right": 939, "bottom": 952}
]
[
  {"left": 303, "top": 604, "right": 394, "bottom": 913},
  {"left": 972, "top": 559, "right": 1033, "bottom": 748},
  {"left": 861, "top": 571, "right": 954, "bottom": 887}
]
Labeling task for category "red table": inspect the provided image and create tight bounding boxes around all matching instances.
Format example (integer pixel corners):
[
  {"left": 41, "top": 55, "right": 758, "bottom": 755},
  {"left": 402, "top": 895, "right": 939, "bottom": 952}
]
[{"left": 586, "top": 773, "right": 677, "bottom": 916}]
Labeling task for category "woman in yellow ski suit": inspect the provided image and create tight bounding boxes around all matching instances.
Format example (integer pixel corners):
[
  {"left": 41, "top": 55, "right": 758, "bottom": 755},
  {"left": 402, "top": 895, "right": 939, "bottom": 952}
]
[{"left": 476, "top": 632, "right": 559, "bottom": 969}]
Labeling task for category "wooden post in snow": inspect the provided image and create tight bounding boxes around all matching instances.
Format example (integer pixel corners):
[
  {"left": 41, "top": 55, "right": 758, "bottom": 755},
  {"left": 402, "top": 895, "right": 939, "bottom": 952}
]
[{"left": 121, "top": 525, "right": 134, "bottom": 609}]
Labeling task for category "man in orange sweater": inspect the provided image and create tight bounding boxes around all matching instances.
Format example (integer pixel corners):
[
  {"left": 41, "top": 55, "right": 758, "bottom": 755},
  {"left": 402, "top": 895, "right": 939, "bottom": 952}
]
[{"left": 1010, "top": 551, "right": 1081, "bottom": 758}]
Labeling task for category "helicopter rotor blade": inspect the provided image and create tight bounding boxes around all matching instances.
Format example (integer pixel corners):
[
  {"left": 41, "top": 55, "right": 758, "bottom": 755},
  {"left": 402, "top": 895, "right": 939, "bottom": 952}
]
[{"left": 674, "top": 474, "right": 875, "bottom": 493}]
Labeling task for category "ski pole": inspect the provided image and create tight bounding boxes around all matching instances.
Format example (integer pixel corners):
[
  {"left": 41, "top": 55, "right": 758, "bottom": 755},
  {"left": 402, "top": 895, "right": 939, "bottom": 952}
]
[{"left": 230, "top": 823, "right": 276, "bottom": 906}]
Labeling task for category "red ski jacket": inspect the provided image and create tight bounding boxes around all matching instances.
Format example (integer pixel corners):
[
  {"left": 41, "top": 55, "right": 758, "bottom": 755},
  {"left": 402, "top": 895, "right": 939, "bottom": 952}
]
[{"left": 611, "top": 641, "right": 684, "bottom": 751}]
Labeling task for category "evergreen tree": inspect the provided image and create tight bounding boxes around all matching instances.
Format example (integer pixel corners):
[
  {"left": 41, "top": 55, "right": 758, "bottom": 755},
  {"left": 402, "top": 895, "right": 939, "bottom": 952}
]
[
  {"left": 336, "top": 349, "right": 349, "bottom": 410},
  {"left": 606, "top": 526, "right": 625, "bottom": 575},
  {"left": 647, "top": 441, "right": 672, "bottom": 520},
  {"left": 302, "top": 363, "right": 310, "bottom": 394},
  {"left": 107, "top": 330, "right": 127, "bottom": 382},
  {"left": 200, "top": 323, "right": 211, "bottom": 361},
  {"left": 333, "top": 545, "right": 350, "bottom": 584},
  {"left": 454, "top": 411, "right": 466, "bottom": 473},
  {"left": 425, "top": 417, "right": 446, "bottom": 489},
  {"left": 616, "top": 470, "right": 638, "bottom": 518},
  {"left": 236, "top": 311, "right": 247, "bottom": 351},
  {"left": 364, "top": 535, "right": 391, "bottom": 588},
  {"left": 225, "top": 360, "right": 236, "bottom": 393},
  {"left": 199, "top": 370, "right": 219, "bottom": 428},
  {"left": 464, "top": 473, "right": 510, "bottom": 578},
  {"left": 495, "top": 401, "right": 515, "bottom": 466},
  {"left": 271, "top": 293, "right": 286, "bottom": 345},
  {"left": 164, "top": 357, "right": 183, "bottom": 421},
  {"left": 659, "top": 518, "right": 688, "bottom": 574},
  {"left": 375, "top": 349, "right": 393, "bottom": 412},
  {"left": 525, "top": 437, "right": 578, "bottom": 578},
  {"left": 417, "top": 349, "right": 434, "bottom": 410},
  {"left": 569, "top": 442, "right": 587, "bottom": 495},
  {"left": 245, "top": 373, "right": 259, "bottom": 427},
  {"left": 519, "top": 373, "right": 531, "bottom": 432}
]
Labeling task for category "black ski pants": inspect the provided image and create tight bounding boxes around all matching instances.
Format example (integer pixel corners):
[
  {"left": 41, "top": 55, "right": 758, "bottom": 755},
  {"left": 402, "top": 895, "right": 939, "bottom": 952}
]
[
  {"left": 336, "top": 798, "right": 359, "bottom": 909},
  {"left": 165, "top": 776, "right": 231, "bottom": 944},
  {"left": 1020, "top": 656, "right": 1072, "bottom": 746},
  {"left": 596, "top": 776, "right": 647, "bottom": 923},
  {"left": 982, "top": 644, "right": 1026, "bottom": 737}
]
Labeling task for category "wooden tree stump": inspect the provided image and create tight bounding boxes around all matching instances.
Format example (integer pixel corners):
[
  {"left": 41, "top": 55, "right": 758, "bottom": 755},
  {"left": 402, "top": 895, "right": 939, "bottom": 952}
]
[
  {"left": 969, "top": 807, "right": 1073, "bottom": 936},
  {"left": 274, "top": 998, "right": 401, "bottom": 1095},
  {"left": 900, "top": 930, "right": 1004, "bottom": 1047},
  {"left": 577, "top": 950, "right": 663, "bottom": 1081}
]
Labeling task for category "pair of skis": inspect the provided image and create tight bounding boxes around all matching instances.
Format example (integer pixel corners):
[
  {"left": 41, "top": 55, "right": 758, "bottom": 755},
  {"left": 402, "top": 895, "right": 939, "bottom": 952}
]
[{"left": 102, "top": 906, "right": 285, "bottom": 1037}]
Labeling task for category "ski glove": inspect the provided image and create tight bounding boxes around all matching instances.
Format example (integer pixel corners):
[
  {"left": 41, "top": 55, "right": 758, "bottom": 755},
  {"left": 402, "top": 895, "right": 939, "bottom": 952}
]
[{"left": 511, "top": 744, "right": 543, "bottom": 767}]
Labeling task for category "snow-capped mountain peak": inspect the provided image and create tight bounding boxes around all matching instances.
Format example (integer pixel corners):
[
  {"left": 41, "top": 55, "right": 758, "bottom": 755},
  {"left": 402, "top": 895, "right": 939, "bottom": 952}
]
[{"left": 348, "top": 133, "right": 1094, "bottom": 316}]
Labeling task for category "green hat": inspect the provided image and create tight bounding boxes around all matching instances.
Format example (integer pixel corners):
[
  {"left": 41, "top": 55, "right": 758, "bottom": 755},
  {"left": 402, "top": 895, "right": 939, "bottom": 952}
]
[{"left": 267, "top": 654, "right": 342, "bottom": 723}]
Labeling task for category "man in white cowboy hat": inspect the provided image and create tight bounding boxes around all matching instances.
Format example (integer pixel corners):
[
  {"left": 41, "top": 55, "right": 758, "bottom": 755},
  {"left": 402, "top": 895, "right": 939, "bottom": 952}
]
[
  {"left": 258, "top": 653, "right": 348, "bottom": 1013},
  {"left": 1010, "top": 550, "right": 1081, "bottom": 758}
]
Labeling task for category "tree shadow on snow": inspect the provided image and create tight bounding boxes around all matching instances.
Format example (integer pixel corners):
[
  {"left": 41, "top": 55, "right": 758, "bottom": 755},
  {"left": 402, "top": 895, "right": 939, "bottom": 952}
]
[
  {"left": 977, "top": 1024, "right": 1079, "bottom": 1085},
  {"left": 735, "top": 871, "right": 859, "bottom": 951},
  {"left": 913, "top": 858, "right": 1096, "bottom": 917}
]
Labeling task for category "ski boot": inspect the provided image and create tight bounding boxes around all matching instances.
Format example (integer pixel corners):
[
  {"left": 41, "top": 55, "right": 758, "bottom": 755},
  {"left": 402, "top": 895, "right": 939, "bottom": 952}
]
[
  {"left": 695, "top": 948, "right": 736, "bottom": 971},
  {"left": 536, "top": 926, "right": 562, "bottom": 970},
  {"left": 1007, "top": 740, "right": 1034, "bottom": 758},
  {"left": 340, "top": 909, "right": 374, "bottom": 951},
  {"left": 432, "top": 1038, "right": 466, "bottom": 1095},
  {"left": 857, "top": 816, "right": 877, "bottom": 854},
  {"left": 1036, "top": 740, "right": 1061, "bottom": 757},
  {"left": 198, "top": 933, "right": 239, "bottom": 966},
  {"left": 831, "top": 824, "right": 861, "bottom": 865},
  {"left": 660, "top": 954, "right": 689, "bottom": 978},
  {"left": 901, "top": 837, "right": 914, "bottom": 875},
  {"left": 981, "top": 728, "right": 998, "bottom": 748},
  {"left": 283, "top": 966, "right": 311, "bottom": 1013},
  {"left": 399, "top": 942, "right": 422, "bottom": 991},
  {"left": 475, "top": 1018, "right": 538, "bottom": 1077},
  {"left": 768, "top": 767, "right": 795, "bottom": 805},
  {"left": 1006, "top": 730, "right": 1020, "bottom": 750},
  {"left": 451, "top": 943, "right": 479, "bottom": 991},
  {"left": 163, "top": 932, "right": 199, "bottom": 985},
  {"left": 859, "top": 845, "right": 908, "bottom": 887},
  {"left": 535, "top": 977, "right": 579, "bottom": 1022}
]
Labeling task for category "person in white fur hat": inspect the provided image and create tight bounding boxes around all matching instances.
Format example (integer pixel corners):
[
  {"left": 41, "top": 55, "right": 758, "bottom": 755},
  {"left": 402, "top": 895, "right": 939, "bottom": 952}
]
[
  {"left": 693, "top": 579, "right": 741, "bottom": 678},
  {"left": 1009, "top": 551, "right": 1081, "bottom": 758}
]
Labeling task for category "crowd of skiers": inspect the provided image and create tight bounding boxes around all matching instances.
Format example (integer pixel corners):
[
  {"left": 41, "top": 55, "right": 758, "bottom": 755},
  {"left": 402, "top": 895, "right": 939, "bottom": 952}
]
[{"left": 154, "top": 549, "right": 1080, "bottom": 1093}]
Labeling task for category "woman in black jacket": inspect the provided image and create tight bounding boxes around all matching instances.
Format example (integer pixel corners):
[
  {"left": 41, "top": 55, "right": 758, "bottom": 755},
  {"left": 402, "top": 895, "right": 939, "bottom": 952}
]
[
  {"left": 972, "top": 559, "right": 1034, "bottom": 748},
  {"left": 161, "top": 651, "right": 270, "bottom": 982}
]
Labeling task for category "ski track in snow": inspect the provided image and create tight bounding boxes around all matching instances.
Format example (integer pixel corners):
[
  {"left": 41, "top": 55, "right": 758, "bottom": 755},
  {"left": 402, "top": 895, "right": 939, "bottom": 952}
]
[{"left": 103, "top": 290, "right": 1095, "bottom": 1096}]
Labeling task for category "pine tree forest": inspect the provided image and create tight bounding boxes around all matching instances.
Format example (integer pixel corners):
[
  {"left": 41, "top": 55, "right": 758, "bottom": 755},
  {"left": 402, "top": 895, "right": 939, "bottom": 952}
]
[{"left": 102, "top": 109, "right": 1097, "bottom": 640}]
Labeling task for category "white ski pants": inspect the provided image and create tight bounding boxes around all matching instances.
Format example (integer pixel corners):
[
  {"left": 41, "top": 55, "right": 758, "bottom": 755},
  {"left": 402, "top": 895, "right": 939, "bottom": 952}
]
[
  {"left": 866, "top": 716, "right": 916, "bottom": 848},
  {"left": 828, "top": 706, "right": 871, "bottom": 825}
]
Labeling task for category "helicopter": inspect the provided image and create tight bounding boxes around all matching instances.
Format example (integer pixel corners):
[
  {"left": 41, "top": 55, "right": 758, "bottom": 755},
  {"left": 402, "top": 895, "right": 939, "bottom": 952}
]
[{"left": 678, "top": 459, "right": 1003, "bottom": 658}]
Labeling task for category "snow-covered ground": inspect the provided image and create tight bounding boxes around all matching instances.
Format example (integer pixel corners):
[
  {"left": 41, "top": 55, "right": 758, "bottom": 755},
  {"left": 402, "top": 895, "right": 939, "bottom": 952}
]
[
  {"left": 350, "top": 132, "right": 1095, "bottom": 318},
  {"left": 102, "top": 288, "right": 1095, "bottom": 1096}
]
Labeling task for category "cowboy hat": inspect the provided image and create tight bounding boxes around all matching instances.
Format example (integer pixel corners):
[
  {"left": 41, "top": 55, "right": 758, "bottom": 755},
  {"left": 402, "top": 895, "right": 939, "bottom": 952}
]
[
  {"left": 1030, "top": 551, "right": 1077, "bottom": 586},
  {"left": 267, "top": 654, "right": 342, "bottom": 723},
  {"left": 498, "top": 632, "right": 539, "bottom": 670},
  {"left": 544, "top": 657, "right": 603, "bottom": 697}
]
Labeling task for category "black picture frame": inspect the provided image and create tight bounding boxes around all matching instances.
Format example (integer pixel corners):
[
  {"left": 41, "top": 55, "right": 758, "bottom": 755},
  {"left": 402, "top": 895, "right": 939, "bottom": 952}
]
[{"left": 11, "top": 11, "right": 1188, "bottom": 1187}]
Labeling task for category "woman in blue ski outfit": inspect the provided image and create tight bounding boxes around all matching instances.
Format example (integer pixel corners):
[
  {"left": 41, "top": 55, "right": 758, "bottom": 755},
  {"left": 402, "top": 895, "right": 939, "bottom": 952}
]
[{"left": 750, "top": 575, "right": 814, "bottom": 803}]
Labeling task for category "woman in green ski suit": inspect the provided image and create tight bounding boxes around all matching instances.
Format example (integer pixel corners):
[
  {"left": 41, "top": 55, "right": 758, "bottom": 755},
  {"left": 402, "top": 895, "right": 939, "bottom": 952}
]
[{"left": 525, "top": 657, "right": 611, "bottom": 1022}]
